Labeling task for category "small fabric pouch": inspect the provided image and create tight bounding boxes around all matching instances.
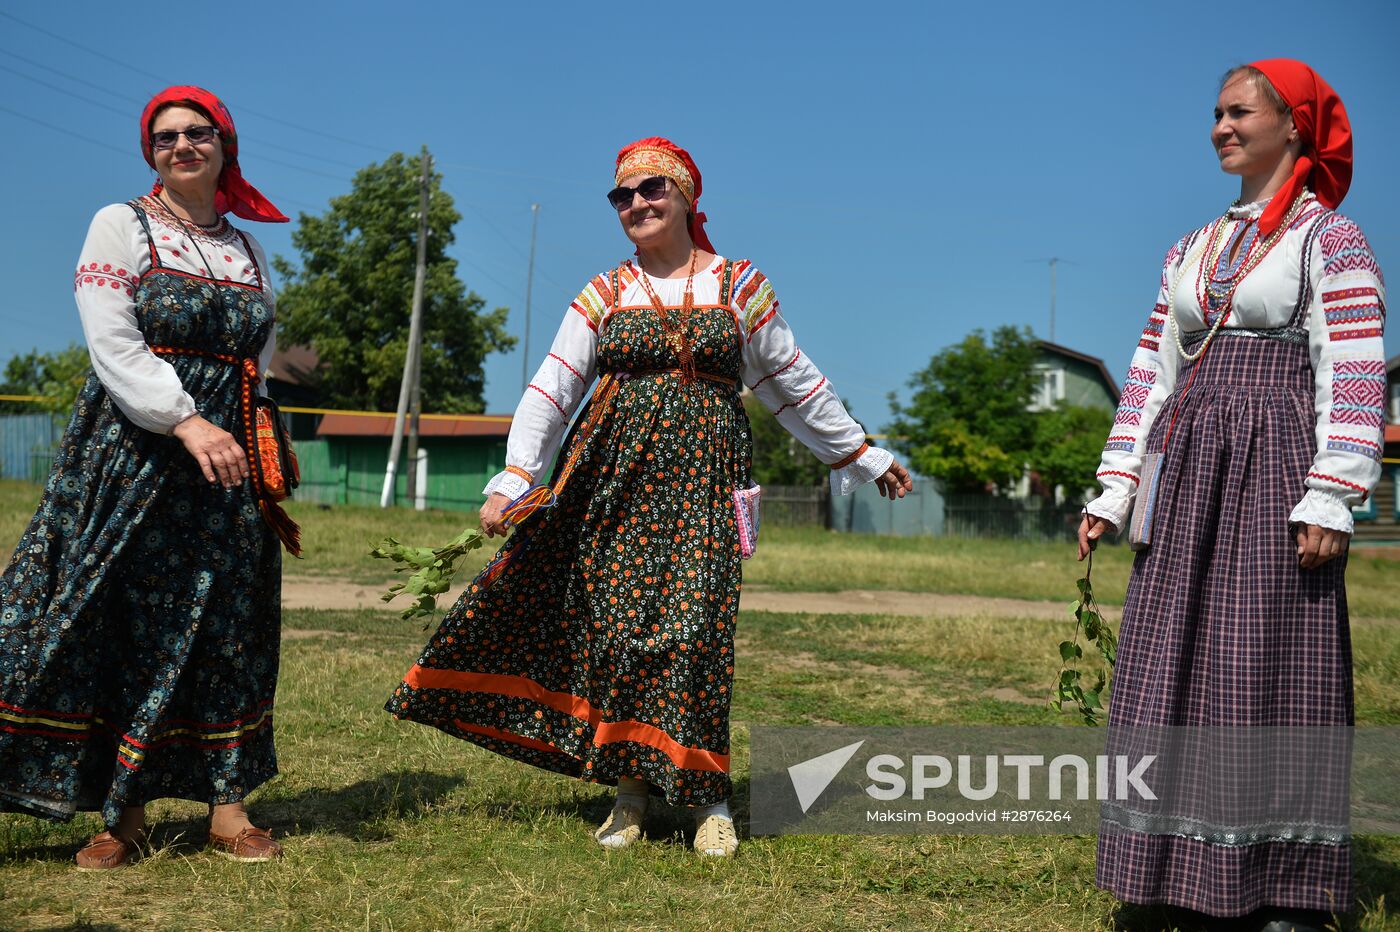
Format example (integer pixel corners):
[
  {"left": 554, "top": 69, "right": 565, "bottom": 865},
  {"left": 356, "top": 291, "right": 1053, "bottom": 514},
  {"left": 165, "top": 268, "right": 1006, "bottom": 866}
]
[
  {"left": 733, "top": 484, "right": 762, "bottom": 559},
  {"left": 1127, "top": 452, "right": 1162, "bottom": 551},
  {"left": 253, "top": 397, "right": 300, "bottom": 502}
]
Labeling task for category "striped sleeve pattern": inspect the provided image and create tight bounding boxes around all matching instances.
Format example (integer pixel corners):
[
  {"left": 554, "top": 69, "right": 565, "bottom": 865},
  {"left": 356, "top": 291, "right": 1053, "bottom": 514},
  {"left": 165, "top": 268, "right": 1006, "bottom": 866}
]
[
  {"left": 1084, "top": 234, "right": 1194, "bottom": 531},
  {"left": 1290, "top": 214, "right": 1387, "bottom": 533}
]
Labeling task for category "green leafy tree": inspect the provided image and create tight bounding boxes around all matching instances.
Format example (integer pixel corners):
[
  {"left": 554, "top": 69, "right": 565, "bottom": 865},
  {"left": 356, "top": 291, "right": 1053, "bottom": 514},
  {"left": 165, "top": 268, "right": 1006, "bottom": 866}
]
[
  {"left": 887, "top": 326, "right": 1040, "bottom": 493},
  {"left": 1031, "top": 402, "right": 1115, "bottom": 500},
  {"left": 0, "top": 343, "right": 90, "bottom": 415},
  {"left": 273, "top": 153, "right": 514, "bottom": 413},
  {"left": 742, "top": 393, "right": 838, "bottom": 487}
]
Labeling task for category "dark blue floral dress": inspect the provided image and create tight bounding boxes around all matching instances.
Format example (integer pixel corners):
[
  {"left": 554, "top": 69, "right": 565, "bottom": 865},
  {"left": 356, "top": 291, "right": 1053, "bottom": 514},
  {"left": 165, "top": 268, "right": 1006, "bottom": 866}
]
[{"left": 0, "top": 201, "right": 280, "bottom": 827}]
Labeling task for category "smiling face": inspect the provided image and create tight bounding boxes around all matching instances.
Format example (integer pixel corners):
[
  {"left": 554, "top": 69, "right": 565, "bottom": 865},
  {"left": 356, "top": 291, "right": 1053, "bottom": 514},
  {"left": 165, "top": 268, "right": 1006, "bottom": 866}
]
[
  {"left": 615, "top": 173, "right": 692, "bottom": 252},
  {"left": 150, "top": 104, "right": 224, "bottom": 196},
  {"left": 1211, "top": 73, "right": 1299, "bottom": 181}
]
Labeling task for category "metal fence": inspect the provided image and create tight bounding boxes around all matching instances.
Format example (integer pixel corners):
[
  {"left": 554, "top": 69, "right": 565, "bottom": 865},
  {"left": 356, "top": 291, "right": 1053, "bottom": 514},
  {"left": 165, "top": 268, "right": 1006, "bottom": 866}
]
[
  {"left": 752, "top": 484, "right": 1084, "bottom": 542},
  {"left": 0, "top": 414, "right": 61, "bottom": 482},
  {"left": 761, "top": 485, "right": 830, "bottom": 527},
  {"left": 942, "top": 493, "right": 1085, "bottom": 542}
]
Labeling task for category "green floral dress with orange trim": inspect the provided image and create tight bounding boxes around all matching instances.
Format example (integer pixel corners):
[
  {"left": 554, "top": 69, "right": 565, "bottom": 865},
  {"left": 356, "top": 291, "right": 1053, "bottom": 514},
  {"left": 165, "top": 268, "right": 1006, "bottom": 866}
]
[{"left": 388, "top": 256, "right": 892, "bottom": 805}]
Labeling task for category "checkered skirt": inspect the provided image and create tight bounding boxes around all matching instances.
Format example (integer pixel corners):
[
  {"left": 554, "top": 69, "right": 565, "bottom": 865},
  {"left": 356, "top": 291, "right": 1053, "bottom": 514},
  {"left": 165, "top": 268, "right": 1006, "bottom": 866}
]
[{"left": 1096, "top": 332, "right": 1354, "bottom": 916}]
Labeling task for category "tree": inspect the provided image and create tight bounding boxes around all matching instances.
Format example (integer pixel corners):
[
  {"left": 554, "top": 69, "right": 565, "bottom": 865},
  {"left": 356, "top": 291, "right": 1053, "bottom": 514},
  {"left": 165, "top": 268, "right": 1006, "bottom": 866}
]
[
  {"left": 272, "top": 153, "right": 514, "bottom": 413},
  {"left": 743, "top": 393, "right": 836, "bottom": 487},
  {"left": 1030, "top": 402, "right": 1115, "bottom": 500},
  {"left": 0, "top": 344, "right": 90, "bottom": 415},
  {"left": 886, "top": 326, "right": 1040, "bottom": 493}
]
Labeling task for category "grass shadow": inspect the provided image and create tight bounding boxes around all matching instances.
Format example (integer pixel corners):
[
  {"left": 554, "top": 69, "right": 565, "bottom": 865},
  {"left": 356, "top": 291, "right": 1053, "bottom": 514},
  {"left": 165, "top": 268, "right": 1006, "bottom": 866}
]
[
  {"left": 498, "top": 774, "right": 753, "bottom": 849},
  {"left": 251, "top": 770, "right": 467, "bottom": 840}
]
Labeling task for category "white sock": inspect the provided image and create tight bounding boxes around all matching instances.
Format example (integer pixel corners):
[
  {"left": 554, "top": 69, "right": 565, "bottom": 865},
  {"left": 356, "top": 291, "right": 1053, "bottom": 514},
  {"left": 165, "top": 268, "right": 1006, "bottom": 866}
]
[
  {"left": 693, "top": 800, "right": 732, "bottom": 823},
  {"left": 615, "top": 777, "right": 649, "bottom": 809}
]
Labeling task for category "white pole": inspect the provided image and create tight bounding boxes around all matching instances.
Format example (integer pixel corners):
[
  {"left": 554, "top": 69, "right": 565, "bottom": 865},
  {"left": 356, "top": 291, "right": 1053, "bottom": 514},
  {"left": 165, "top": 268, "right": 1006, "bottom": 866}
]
[{"left": 381, "top": 148, "right": 432, "bottom": 507}]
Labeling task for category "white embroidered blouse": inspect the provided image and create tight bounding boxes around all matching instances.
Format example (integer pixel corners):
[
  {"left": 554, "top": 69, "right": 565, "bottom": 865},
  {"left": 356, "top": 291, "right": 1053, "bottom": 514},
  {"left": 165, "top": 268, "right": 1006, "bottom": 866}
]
[
  {"left": 483, "top": 257, "right": 893, "bottom": 502},
  {"left": 73, "top": 196, "right": 277, "bottom": 434},
  {"left": 1086, "top": 192, "right": 1387, "bottom": 534}
]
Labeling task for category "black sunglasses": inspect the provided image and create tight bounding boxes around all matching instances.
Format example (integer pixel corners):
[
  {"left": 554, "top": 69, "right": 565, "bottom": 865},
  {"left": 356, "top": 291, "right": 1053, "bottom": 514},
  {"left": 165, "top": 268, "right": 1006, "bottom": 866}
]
[
  {"left": 606, "top": 175, "right": 669, "bottom": 211},
  {"left": 150, "top": 125, "right": 220, "bottom": 150}
]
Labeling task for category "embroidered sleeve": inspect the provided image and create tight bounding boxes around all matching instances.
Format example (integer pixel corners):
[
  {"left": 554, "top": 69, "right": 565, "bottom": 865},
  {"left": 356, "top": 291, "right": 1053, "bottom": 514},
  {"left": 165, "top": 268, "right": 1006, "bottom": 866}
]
[
  {"left": 568, "top": 272, "right": 614, "bottom": 332},
  {"left": 1084, "top": 234, "right": 1193, "bottom": 531},
  {"left": 74, "top": 204, "right": 197, "bottom": 434},
  {"left": 736, "top": 264, "right": 893, "bottom": 495},
  {"left": 1290, "top": 214, "right": 1387, "bottom": 534},
  {"left": 482, "top": 292, "right": 600, "bottom": 500}
]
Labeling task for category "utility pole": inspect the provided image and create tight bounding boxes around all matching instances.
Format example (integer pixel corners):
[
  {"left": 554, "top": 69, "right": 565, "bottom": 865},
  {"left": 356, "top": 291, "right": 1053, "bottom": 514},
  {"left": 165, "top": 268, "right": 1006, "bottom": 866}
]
[
  {"left": 382, "top": 146, "right": 432, "bottom": 508},
  {"left": 521, "top": 203, "right": 540, "bottom": 394},
  {"left": 1028, "top": 257, "right": 1071, "bottom": 343}
]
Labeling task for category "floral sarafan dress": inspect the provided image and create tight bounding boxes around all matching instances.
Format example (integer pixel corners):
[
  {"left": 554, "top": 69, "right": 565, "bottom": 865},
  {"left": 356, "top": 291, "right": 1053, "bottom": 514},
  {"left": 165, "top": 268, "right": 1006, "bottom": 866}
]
[
  {"left": 388, "top": 258, "right": 893, "bottom": 805},
  {"left": 0, "top": 198, "right": 281, "bottom": 827}
]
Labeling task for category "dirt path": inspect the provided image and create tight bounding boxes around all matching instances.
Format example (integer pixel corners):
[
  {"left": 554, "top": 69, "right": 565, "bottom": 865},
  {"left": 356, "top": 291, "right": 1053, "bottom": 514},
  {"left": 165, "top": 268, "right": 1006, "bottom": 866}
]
[{"left": 280, "top": 575, "right": 1080, "bottom": 620}]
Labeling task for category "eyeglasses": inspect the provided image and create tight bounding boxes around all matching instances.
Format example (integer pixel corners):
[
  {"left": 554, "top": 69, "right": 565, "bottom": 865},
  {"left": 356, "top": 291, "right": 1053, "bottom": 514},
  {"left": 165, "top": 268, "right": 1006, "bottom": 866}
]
[
  {"left": 606, "top": 175, "right": 669, "bottom": 211},
  {"left": 150, "top": 126, "right": 220, "bottom": 150}
]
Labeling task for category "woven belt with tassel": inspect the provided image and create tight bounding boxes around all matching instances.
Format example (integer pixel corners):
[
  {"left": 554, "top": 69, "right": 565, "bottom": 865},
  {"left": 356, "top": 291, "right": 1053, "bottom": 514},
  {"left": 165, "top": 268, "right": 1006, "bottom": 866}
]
[{"left": 149, "top": 345, "right": 301, "bottom": 556}]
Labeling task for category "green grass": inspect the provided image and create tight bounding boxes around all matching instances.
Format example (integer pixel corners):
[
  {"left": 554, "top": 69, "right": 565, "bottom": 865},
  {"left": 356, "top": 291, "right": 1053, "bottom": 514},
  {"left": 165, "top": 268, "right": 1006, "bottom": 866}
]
[
  {"left": 3, "top": 607, "right": 1397, "bottom": 930},
  {"left": 2, "top": 479, "right": 1398, "bottom": 929},
  {"left": 7, "top": 481, "right": 1400, "bottom": 617}
]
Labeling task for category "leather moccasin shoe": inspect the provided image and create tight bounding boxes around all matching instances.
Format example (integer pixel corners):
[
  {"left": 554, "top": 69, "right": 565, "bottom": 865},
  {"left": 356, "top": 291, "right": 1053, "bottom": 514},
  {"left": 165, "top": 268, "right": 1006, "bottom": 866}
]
[
  {"left": 75, "top": 831, "right": 142, "bottom": 871},
  {"left": 207, "top": 825, "right": 283, "bottom": 862}
]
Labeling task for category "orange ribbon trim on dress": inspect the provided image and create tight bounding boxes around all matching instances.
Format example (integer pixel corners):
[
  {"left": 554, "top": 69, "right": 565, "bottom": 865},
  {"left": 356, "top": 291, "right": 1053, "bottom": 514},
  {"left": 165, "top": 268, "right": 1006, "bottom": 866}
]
[{"left": 149, "top": 345, "right": 301, "bottom": 556}]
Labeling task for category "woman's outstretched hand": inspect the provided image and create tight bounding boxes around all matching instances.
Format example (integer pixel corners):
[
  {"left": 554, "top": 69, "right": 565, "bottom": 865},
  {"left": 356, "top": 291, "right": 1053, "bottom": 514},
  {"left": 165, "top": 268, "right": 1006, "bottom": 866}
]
[
  {"left": 480, "top": 492, "right": 513, "bottom": 538},
  {"left": 876, "top": 460, "right": 914, "bottom": 500},
  {"left": 172, "top": 414, "right": 248, "bottom": 489},
  {"left": 1077, "top": 514, "right": 1116, "bottom": 561},
  {"left": 1295, "top": 523, "right": 1349, "bottom": 569}
]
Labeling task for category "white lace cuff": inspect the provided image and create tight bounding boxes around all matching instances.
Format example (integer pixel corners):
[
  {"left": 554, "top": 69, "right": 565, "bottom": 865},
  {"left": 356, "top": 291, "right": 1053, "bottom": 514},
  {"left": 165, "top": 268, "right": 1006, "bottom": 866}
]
[
  {"left": 1084, "top": 489, "right": 1131, "bottom": 534},
  {"left": 1288, "top": 489, "right": 1355, "bottom": 535},
  {"left": 482, "top": 470, "right": 532, "bottom": 502},
  {"left": 829, "top": 446, "right": 894, "bottom": 497}
]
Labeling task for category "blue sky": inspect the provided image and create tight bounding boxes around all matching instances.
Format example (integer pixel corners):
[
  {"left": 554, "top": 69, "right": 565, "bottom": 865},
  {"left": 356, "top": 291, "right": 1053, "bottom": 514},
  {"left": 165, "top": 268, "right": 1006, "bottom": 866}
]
[{"left": 1, "top": 0, "right": 1396, "bottom": 425}]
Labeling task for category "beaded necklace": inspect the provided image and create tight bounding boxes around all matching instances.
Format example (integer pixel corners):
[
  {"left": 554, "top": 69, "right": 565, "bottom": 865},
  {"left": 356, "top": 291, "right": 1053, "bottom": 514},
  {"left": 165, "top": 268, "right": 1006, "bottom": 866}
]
[
  {"left": 1169, "top": 192, "right": 1305, "bottom": 362},
  {"left": 635, "top": 248, "right": 700, "bottom": 382}
]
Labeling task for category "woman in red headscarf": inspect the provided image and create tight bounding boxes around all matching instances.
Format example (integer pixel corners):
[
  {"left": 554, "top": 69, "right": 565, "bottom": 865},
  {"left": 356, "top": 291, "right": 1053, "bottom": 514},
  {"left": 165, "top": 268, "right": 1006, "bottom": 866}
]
[
  {"left": 0, "top": 86, "right": 294, "bottom": 869},
  {"left": 388, "top": 137, "right": 912, "bottom": 857},
  {"left": 1076, "top": 61, "right": 1385, "bottom": 928}
]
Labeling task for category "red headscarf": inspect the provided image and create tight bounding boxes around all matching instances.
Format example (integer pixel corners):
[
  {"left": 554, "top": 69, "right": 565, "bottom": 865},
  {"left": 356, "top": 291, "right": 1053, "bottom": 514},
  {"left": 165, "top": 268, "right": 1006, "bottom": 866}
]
[
  {"left": 614, "top": 137, "right": 715, "bottom": 253},
  {"left": 1246, "top": 59, "right": 1352, "bottom": 237},
  {"left": 140, "top": 86, "right": 289, "bottom": 223}
]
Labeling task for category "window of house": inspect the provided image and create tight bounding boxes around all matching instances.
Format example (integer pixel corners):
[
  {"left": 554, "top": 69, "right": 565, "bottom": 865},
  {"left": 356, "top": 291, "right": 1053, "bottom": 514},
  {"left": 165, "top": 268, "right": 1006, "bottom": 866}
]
[{"left": 1030, "top": 365, "right": 1065, "bottom": 411}]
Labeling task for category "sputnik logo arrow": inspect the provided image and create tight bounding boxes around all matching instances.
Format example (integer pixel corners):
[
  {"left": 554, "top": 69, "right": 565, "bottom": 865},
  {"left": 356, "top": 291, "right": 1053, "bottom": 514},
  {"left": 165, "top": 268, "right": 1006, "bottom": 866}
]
[{"left": 788, "top": 740, "right": 866, "bottom": 813}]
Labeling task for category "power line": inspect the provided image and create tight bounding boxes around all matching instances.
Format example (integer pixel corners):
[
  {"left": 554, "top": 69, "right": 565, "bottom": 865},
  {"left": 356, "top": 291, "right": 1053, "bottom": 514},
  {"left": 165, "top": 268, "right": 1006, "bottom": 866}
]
[
  {"left": 0, "top": 49, "right": 370, "bottom": 173},
  {"left": 0, "top": 62, "right": 130, "bottom": 118},
  {"left": 0, "top": 105, "right": 129, "bottom": 156},
  {"left": 0, "top": 47, "right": 146, "bottom": 103},
  {"left": 0, "top": 9, "right": 386, "bottom": 155}
]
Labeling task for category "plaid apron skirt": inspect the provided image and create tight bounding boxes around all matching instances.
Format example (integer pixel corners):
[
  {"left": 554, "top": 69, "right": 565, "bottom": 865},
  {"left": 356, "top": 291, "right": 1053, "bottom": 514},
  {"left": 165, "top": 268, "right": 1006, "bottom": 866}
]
[{"left": 1097, "top": 330, "right": 1354, "bottom": 916}]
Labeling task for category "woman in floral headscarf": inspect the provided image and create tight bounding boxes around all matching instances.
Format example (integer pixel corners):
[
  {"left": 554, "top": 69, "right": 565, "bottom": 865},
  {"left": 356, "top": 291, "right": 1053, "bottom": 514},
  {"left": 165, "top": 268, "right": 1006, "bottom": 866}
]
[
  {"left": 388, "top": 137, "right": 912, "bottom": 858},
  {"left": 1077, "top": 60, "right": 1385, "bottom": 929},
  {"left": 0, "top": 86, "right": 294, "bottom": 869}
]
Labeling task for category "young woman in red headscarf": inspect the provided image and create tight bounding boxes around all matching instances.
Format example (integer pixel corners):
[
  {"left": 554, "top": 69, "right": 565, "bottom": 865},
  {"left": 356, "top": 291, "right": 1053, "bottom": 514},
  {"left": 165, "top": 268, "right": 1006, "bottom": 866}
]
[
  {"left": 387, "top": 137, "right": 912, "bottom": 857},
  {"left": 1076, "top": 61, "right": 1385, "bottom": 929},
  {"left": 0, "top": 87, "right": 295, "bottom": 869}
]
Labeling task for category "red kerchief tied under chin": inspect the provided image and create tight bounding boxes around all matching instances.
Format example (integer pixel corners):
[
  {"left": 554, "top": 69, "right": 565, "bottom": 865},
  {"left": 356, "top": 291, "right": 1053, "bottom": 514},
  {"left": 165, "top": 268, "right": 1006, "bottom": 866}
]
[
  {"left": 1247, "top": 59, "right": 1352, "bottom": 237},
  {"left": 140, "top": 85, "right": 289, "bottom": 224}
]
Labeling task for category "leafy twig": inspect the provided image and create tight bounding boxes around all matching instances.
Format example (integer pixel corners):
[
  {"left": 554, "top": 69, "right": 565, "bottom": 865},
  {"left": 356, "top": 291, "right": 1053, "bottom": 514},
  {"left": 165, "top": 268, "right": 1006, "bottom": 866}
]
[
  {"left": 369, "top": 526, "right": 486, "bottom": 624},
  {"left": 1052, "top": 548, "right": 1118, "bottom": 725}
]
